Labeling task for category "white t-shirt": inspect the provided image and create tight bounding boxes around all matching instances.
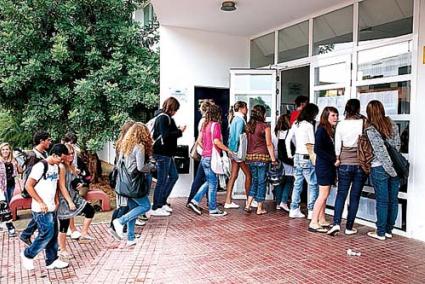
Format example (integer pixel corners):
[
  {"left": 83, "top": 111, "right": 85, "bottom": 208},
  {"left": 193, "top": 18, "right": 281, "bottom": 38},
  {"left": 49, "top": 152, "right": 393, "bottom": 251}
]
[
  {"left": 29, "top": 161, "right": 59, "bottom": 212},
  {"left": 285, "top": 121, "right": 315, "bottom": 156}
]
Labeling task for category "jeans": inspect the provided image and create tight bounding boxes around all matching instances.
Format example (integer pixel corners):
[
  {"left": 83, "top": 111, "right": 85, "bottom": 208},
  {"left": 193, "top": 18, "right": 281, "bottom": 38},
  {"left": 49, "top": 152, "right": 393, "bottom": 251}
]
[
  {"left": 21, "top": 217, "right": 38, "bottom": 240},
  {"left": 370, "top": 166, "right": 400, "bottom": 237},
  {"left": 275, "top": 176, "right": 294, "bottom": 204},
  {"left": 5, "top": 183, "right": 15, "bottom": 205},
  {"left": 118, "top": 195, "right": 151, "bottom": 241},
  {"left": 248, "top": 162, "right": 268, "bottom": 202},
  {"left": 187, "top": 162, "right": 206, "bottom": 204},
  {"left": 192, "top": 157, "right": 218, "bottom": 212},
  {"left": 153, "top": 155, "right": 179, "bottom": 210},
  {"left": 291, "top": 154, "right": 318, "bottom": 211},
  {"left": 110, "top": 206, "right": 129, "bottom": 228},
  {"left": 333, "top": 165, "right": 367, "bottom": 229},
  {"left": 24, "top": 212, "right": 58, "bottom": 266}
]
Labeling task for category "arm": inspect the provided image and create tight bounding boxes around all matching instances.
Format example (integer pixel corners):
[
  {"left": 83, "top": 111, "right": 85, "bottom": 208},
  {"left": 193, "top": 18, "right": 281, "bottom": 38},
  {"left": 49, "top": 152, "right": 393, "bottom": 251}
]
[
  {"left": 285, "top": 126, "right": 295, "bottom": 158},
  {"left": 212, "top": 123, "right": 232, "bottom": 153},
  {"left": 135, "top": 146, "right": 146, "bottom": 172},
  {"left": 334, "top": 124, "right": 342, "bottom": 159},
  {"left": 26, "top": 177, "right": 48, "bottom": 212},
  {"left": 158, "top": 116, "right": 182, "bottom": 141},
  {"left": 58, "top": 164, "right": 76, "bottom": 210},
  {"left": 366, "top": 128, "right": 397, "bottom": 176},
  {"left": 265, "top": 127, "right": 277, "bottom": 163}
]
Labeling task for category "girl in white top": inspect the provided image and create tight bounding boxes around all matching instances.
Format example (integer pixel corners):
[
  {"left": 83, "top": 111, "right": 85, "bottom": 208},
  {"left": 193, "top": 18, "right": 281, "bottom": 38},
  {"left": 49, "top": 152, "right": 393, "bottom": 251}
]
[{"left": 285, "top": 103, "right": 319, "bottom": 219}]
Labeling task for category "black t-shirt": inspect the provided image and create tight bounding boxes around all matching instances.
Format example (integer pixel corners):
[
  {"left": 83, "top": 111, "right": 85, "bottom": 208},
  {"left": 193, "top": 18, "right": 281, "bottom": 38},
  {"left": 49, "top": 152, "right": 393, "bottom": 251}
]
[{"left": 5, "top": 162, "right": 15, "bottom": 186}]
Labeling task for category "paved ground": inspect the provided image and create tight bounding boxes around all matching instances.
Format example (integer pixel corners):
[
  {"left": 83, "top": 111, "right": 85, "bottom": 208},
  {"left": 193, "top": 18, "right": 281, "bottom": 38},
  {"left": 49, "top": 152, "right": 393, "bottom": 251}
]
[{"left": 2, "top": 196, "right": 425, "bottom": 284}]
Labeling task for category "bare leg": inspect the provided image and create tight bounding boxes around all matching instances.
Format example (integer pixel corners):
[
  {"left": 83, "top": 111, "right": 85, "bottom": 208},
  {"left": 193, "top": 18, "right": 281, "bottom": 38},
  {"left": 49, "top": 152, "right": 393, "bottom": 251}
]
[
  {"left": 225, "top": 161, "right": 240, "bottom": 204},
  {"left": 58, "top": 232, "right": 67, "bottom": 252},
  {"left": 80, "top": 218, "right": 93, "bottom": 237},
  {"left": 256, "top": 202, "right": 267, "bottom": 214},
  {"left": 310, "top": 186, "right": 330, "bottom": 227},
  {"left": 69, "top": 218, "right": 78, "bottom": 233},
  {"left": 246, "top": 196, "right": 254, "bottom": 209},
  {"left": 239, "top": 162, "right": 252, "bottom": 197}
]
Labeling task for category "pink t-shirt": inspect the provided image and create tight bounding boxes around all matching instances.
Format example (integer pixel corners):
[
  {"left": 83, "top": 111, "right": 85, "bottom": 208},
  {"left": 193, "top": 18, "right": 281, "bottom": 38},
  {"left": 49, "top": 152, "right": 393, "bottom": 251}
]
[{"left": 201, "top": 122, "right": 222, "bottom": 157}]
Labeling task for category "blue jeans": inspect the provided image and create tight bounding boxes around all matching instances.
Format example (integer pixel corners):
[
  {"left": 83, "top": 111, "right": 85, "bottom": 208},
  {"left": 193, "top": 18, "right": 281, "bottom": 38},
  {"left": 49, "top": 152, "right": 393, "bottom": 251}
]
[
  {"left": 248, "top": 162, "right": 268, "bottom": 202},
  {"left": 21, "top": 217, "right": 38, "bottom": 240},
  {"left": 192, "top": 157, "right": 218, "bottom": 213},
  {"left": 370, "top": 166, "right": 400, "bottom": 237},
  {"left": 333, "top": 165, "right": 367, "bottom": 229},
  {"left": 153, "top": 155, "right": 179, "bottom": 210},
  {"left": 118, "top": 196, "right": 151, "bottom": 241},
  {"left": 187, "top": 162, "right": 206, "bottom": 204},
  {"left": 24, "top": 212, "right": 58, "bottom": 266},
  {"left": 291, "top": 154, "right": 318, "bottom": 211},
  {"left": 275, "top": 176, "right": 293, "bottom": 204},
  {"left": 5, "top": 183, "right": 14, "bottom": 205}
]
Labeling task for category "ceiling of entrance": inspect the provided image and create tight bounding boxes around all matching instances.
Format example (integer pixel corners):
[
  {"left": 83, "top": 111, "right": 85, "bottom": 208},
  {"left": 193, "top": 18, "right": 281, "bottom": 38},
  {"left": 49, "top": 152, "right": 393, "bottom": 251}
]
[{"left": 151, "top": 0, "right": 345, "bottom": 37}]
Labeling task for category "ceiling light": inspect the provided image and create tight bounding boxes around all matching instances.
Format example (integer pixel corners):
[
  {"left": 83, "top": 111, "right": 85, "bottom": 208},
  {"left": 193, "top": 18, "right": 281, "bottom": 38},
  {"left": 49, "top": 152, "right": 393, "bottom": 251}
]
[{"left": 221, "top": 1, "right": 236, "bottom": 12}]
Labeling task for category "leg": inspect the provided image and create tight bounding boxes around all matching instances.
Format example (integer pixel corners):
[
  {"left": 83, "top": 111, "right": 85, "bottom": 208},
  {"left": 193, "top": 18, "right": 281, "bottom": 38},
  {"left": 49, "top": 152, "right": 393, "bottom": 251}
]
[
  {"left": 24, "top": 212, "right": 55, "bottom": 262},
  {"left": 370, "top": 166, "right": 390, "bottom": 237},
  {"left": 255, "top": 163, "right": 268, "bottom": 214},
  {"left": 274, "top": 184, "right": 283, "bottom": 205},
  {"left": 333, "top": 165, "right": 352, "bottom": 226},
  {"left": 201, "top": 158, "right": 219, "bottom": 212},
  {"left": 386, "top": 176, "right": 401, "bottom": 234},
  {"left": 310, "top": 185, "right": 330, "bottom": 226},
  {"left": 281, "top": 176, "right": 293, "bottom": 204},
  {"left": 152, "top": 155, "right": 170, "bottom": 210},
  {"left": 163, "top": 157, "right": 179, "bottom": 204},
  {"left": 80, "top": 204, "right": 95, "bottom": 237},
  {"left": 192, "top": 181, "right": 208, "bottom": 205},
  {"left": 225, "top": 160, "right": 240, "bottom": 204},
  {"left": 346, "top": 166, "right": 367, "bottom": 230},
  {"left": 5, "top": 183, "right": 14, "bottom": 205},
  {"left": 187, "top": 162, "right": 206, "bottom": 204},
  {"left": 58, "top": 219, "right": 70, "bottom": 252},
  {"left": 69, "top": 218, "right": 77, "bottom": 232},
  {"left": 305, "top": 164, "right": 318, "bottom": 211},
  {"left": 290, "top": 165, "right": 304, "bottom": 209},
  {"left": 119, "top": 196, "right": 151, "bottom": 241},
  {"left": 239, "top": 161, "right": 252, "bottom": 197},
  {"left": 44, "top": 213, "right": 59, "bottom": 266},
  {"left": 246, "top": 164, "right": 258, "bottom": 208},
  {"left": 20, "top": 217, "right": 38, "bottom": 241}
]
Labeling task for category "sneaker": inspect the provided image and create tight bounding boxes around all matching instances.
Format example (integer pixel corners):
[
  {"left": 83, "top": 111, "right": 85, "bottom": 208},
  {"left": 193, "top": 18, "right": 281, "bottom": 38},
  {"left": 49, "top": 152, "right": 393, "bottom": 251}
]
[
  {"left": 367, "top": 231, "right": 386, "bottom": 241},
  {"left": 385, "top": 233, "right": 393, "bottom": 239},
  {"left": 19, "top": 235, "right": 32, "bottom": 246},
  {"left": 162, "top": 204, "right": 173, "bottom": 213},
  {"left": 188, "top": 202, "right": 202, "bottom": 215},
  {"left": 108, "top": 227, "right": 121, "bottom": 240},
  {"left": 276, "top": 205, "right": 281, "bottom": 210},
  {"left": 251, "top": 200, "right": 258, "bottom": 208},
  {"left": 21, "top": 251, "right": 34, "bottom": 270},
  {"left": 279, "top": 203, "right": 290, "bottom": 212},
  {"left": 127, "top": 240, "right": 137, "bottom": 247},
  {"left": 139, "top": 214, "right": 149, "bottom": 221},
  {"left": 209, "top": 210, "right": 228, "bottom": 217},
  {"left": 135, "top": 219, "right": 146, "bottom": 226},
  {"left": 112, "top": 219, "right": 125, "bottom": 239},
  {"left": 151, "top": 208, "right": 171, "bottom": 217},
  {"left": 66, "top": 229, "right": 72, "bottom": 236},
  {"left": 289, "top": 208, "right": 305, "bottom": 218},
  {"left": 224, "top": 202, "right": 240, "bottom": 209},
  {"left": 70, "top": 231, "right": 81, "bottom": 240},
  {"left": 46, "top": 259, "right": 69, "bottom": 269},
  {"left": 345, "top": 228, "right": 358, "bottom": 235},
  {"left": 327, "top": 224, "right": 340, "bottom": 236},
  {"left": 6, "top": 223, "right": 17, "bottom": 237},
  {"left": 307, "top": 210, "right": 313, "bottom": 220}
]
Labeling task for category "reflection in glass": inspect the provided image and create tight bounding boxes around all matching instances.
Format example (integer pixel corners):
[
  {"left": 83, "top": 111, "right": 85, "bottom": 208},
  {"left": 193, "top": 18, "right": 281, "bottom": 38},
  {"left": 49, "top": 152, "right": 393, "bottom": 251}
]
[
  {"left": 235, "top": 95, "right": 273, "bottom": 122},
  {"left": 281, "top": 66, "right": 310, "bottom": 114},
  {"left": 250, "top": 32, "right": 275, "bottom": 68},
  {"left": 357, "top": 81, "right": 410, "bottom": 115},
  {"left": 314, "top": 63, "right": 346, "bottom": 86},
  {"left": 278, "top": 21, "right": 309, "bottom": 63},
  {"left": 359, "top": 0, "right": 413, "bottom": 44},
  {"left": 395, "top": 121, "right": 409, "bottom": 154},
  {"left": 313, "top": 5, "right": 353, "bottom": 55},
  {"left": 358, "top": 41, "right": 412, "bottom": 80}
]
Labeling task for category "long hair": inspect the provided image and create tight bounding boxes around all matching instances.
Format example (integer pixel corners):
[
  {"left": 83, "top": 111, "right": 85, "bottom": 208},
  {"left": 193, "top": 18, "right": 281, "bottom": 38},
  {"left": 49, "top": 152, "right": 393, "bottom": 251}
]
[
  {"left": 274, "top": 114, "right": 291, "bottom": 136},
  {"left": 63, "top": 143, "right": 79, "bottom": 176},
  {"left": 115, "top": 120, "right": 135, "bottom": 155},
  {"left": 246, "top": 105, "right": 266, "bottom": 134},
  {"left": 319, "top": 107, "right": 339, "bottom": 138},
  {"left": 121, "top": 122, "right": 153, "bottom": 157},
  {"left": 162, "top": 97, "right": 180, "bottom": 115},
  {"left": 297, "top": 103, "right": 319, "bottom": 125},
  {"left": 366, "top": 100, "right": 393, "bottom": 139},
  {"left": 199, "top": 99, "right": 215, "bottom": 116},
  {"left": 202, "top": 104, "right": 222, "bottom": 130},
  {"left": 344, "top": 99, "right": 361, "bottom": 119},
  {"left": 0, "top": 143, "right": 13, "bottom": 162}
]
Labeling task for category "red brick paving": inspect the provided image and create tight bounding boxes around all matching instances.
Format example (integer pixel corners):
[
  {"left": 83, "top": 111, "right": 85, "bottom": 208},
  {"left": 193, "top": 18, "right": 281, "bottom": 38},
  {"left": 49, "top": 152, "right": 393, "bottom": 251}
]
[{"left": 2, "top": 197, "right": 425, "bottom": 283}]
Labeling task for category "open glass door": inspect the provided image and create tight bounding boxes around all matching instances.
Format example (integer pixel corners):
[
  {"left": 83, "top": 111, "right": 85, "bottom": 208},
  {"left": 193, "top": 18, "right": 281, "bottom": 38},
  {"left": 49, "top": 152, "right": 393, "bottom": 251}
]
[{"left": 229, "top": 69, "right": 279, "bottom": 199}]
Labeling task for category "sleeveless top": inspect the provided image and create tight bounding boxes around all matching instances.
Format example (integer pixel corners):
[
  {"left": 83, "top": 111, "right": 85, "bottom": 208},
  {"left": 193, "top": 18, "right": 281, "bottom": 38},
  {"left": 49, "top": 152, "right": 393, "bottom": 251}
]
[{"left": 57, "top": 169, "right": 87, "bottom": 220}]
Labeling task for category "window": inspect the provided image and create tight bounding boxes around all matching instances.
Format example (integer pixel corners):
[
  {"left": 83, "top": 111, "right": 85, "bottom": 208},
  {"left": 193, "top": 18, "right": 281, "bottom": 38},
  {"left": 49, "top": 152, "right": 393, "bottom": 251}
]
[
  {"left": 315, "top": 88, "right": 346, "bottom": 115},
  {"left": 278, "top": 21, "right": 309, "bottom": 63},
  {"left": 359, "top": 0, "right": 414, "bottom": 44},
  {"left": 313, "top": 6, "right": 353, "bottom": 55},
  {"left": 250, "top": 32, "right": 275, "bottom": 68},
  {"left": 314, "top": 63, "right": 347, "bottom": 86}
]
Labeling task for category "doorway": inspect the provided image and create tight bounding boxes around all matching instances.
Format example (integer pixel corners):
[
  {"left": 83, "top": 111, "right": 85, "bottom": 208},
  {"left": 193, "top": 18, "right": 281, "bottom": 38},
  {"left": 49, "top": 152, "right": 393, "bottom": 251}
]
[{"left": 280, "top": 66, "right": 310, "bottom": 115}]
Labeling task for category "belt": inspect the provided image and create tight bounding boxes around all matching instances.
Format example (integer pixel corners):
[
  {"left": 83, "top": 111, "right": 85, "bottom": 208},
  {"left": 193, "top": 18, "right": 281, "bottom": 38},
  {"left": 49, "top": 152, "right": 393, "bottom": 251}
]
[{"left": 296, "top": 154, "right": 310, "bottom": 159}]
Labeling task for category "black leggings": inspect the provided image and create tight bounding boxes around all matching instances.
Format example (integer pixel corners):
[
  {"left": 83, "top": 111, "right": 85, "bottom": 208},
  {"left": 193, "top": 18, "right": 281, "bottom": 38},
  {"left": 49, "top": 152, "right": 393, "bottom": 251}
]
[{"left": 59, "top": 203, "right": 95, "bottom": 233}]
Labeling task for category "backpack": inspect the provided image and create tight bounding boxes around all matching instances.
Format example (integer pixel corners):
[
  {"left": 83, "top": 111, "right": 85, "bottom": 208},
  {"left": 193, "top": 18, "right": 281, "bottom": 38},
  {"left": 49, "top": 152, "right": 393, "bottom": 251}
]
[
  {"left": 146, "top": 112, "right": 171, "bottom": 145},
  {"left": 22, "top": 160, "right": 50, "bottom": 198},
  {"left": 21, "top": 151, "right": 47, "bottom": 198},
  {"left": 277, "top": 131, "right": 295, "bottom": 166},
  {"left": 267, "top": 161, "right": 285, "bottom": 186},
  {"left": 357, "top": 120, "right": 373, "bottom": 175}
]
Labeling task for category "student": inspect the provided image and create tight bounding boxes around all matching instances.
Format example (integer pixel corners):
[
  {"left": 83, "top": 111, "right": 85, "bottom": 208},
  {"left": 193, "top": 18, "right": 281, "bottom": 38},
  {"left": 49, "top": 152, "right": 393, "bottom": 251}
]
[
  {"left": 57, "top": 144, "right": 96, "bottom": 259},
  {"left": 0, "top": 143, "right": 22, "bottom": 205},
  {"left": 309, "top": 107, "right": 338, "bottom": 233},
  {"left": 272, "top": 114, "right": 294, "bottom": 212},
  {"left": 224, "top": 101, "right": 251, "bottom": 209},
  {"left": 290, "top": 96, "right": 309, "bottom": 125},
  {"left": 20, "top": 131, "right": 52, "bottom": 246},
  {"left": 328, "top": 99, "right": 367, "bottom": 236},
  {"left": 365, "top": 100, "right": 401, "bottom": 241},
  {"left": 286, "top": 103, "right": 319, "bottom": 219},
  {"left": 151, "top": 97, "right": 186, "bottom": 216},
  {"left": 113, "top": 123, "right": 153, "bottom": 246},
  {"left": 244, "top": 105, "right": 277, "bottom": 215},
  {"left": 188, "top": 104, "right": 232, "bottom": 216},
  {"left": 21, "top": 144, "right": 71, "bottom": 270}
]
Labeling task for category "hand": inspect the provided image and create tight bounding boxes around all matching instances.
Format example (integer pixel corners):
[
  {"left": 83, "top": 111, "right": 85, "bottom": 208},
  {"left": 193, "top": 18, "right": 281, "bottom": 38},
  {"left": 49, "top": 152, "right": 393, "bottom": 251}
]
[
  {"left": 76, "top": 183, "right": 83, "bottom": 190},
  {"left": 75, "top": 168, "right": 81, "bottom": 175},
  {"left": 335, "top": 160, "right": 341, "bottom": 167},
  {"left": 69, "top": 201, "right": 76, "bottom": 211},
  {"left": 271, "top": 160, "right": 278, "bottom": 166},
  {"left": 179, "top": 125, "right": 187, "bottom": 132},
  {"left": 39, "top": 201, "right": 48, "bottom": 213}
]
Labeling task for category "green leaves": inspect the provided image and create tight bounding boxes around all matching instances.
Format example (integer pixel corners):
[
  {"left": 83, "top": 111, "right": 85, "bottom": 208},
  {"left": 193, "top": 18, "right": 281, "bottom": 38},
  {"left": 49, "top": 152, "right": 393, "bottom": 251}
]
[{"left": 0, "top": 0, "right": 159, "bottom": 151}]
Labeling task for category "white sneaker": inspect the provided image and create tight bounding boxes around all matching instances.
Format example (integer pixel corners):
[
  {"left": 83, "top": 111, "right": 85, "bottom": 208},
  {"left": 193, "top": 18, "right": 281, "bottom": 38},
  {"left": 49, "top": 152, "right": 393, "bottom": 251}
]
[
  {"left": 367, "top": 231, "right": 386, "bottom": 241},
  {"left": 345, "top": 228, "right": 358, "bottom": 235},
  {"left": 112, "top": 219, "right": 125, "bottom": 239},
  {"left": 21, "top": 251, "right": 34, "bottom": 270},
  {"left": 307, "top": 210, "right": 313, "bottom": 220},
  {"left": 385, "top": 233, "right": 393, "bottom": 239},
  {"left": 224, "top": 202, "right": 240, "bottom": 209},
  {"left": 127, "top": 240, "right": 137, "bottom": 247},
  {"left": 251, "top": 200, "right": 258, "bottom": 208},
  {"left": 70, "top": 231, "right": 81, "bottom": 240},
  {"left": 151, "top": 208, "right": 171, "bottom": 217},
  {"left": 279, "top": 203, "right": 290, "bottom": 212},
  {"left": 289, "top": 208, "right": 305, "bottom": 218},
  {"left": 162, "top": 204, "right": 173, "bottom": 213},
  {"left": 135, "top": 219, "right": 146, "bottom": 226},
  {"left": 66, "top": 229, "right": 71, "bottom": 237},
  {"left": 46, "top": 259, "right": 69, "bottom": 269}
]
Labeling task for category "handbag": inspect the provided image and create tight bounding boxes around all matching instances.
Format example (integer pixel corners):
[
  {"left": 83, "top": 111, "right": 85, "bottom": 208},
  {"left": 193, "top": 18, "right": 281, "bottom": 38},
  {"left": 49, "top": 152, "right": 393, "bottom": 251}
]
[
  {"left": 236, "top": 133, "right": 247, "bottom": 161},
  {"left": 384, "top": 140, "right": 409, "bottom": 180},
  {"left": 210, "top": 123, "right": 226, "bottom": 175},
  {"left": 357, "top": 119, "right": 373, "bottom": 175},
  {"left": 115, "top": 157, "right": 149, "bottom": 198},
  {"left": 190, "top": 141, "right": 202, "bottom": 161}
]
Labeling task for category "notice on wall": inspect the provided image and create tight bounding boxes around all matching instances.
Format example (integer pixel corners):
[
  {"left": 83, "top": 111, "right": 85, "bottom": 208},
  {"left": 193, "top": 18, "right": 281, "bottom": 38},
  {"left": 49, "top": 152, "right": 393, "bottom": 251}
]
[
  {"left": 317, "top": 96, "right": 346, "bottom": 116},
  {"left": 359, "top": 90, "right": 398, "bottom": 115}
]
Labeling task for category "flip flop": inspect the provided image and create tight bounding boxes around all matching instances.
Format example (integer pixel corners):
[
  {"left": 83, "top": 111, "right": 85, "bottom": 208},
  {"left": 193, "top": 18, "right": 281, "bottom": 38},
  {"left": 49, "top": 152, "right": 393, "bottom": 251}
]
[
  {"left": 256, "top": 210, "right": 267, "bottom": 215},
  {"left": 244, "top": 207, "right": 252, "bottom": 213},
  {"left": 308, "top": 226, "right": 328, "bottom": 233}
]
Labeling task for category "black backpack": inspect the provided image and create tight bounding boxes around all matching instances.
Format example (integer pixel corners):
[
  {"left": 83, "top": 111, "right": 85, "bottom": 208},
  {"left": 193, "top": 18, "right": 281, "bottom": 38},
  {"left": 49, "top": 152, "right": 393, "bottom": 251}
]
[
  {"left": 21, "top": 156, "right": 49, "bottom": 198},
  {"left": 277, "top": 131, "right": 295, "bottom": 166}
]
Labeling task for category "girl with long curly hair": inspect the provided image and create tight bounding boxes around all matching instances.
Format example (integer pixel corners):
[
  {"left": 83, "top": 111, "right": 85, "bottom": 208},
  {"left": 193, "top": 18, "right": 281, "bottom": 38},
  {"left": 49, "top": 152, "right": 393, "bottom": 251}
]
[{"left": 112, "top": 122, "right": 153, "bottom": 246}]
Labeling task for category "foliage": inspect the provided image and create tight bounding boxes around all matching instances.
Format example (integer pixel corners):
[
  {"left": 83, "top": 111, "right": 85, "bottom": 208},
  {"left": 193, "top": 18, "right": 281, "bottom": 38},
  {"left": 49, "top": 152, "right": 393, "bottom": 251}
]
[
  {"left": 0, "top": 0, "right": 159, "bottom": 151},
  {"left": 0, "top": 110, "right": 32, "bottom": 149}
]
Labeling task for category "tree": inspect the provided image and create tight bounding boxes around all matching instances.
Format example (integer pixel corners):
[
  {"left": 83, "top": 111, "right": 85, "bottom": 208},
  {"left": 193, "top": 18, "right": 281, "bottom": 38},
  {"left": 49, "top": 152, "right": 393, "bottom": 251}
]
[{"left": 0, "top": 0, "right": 159, "bottom": 152}]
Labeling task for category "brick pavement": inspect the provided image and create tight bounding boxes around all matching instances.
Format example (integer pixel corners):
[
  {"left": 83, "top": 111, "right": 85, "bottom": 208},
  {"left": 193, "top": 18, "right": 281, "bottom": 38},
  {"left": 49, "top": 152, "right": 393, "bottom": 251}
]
[{"left": 2, "top": 197, "right": 425, "bottom": 283}]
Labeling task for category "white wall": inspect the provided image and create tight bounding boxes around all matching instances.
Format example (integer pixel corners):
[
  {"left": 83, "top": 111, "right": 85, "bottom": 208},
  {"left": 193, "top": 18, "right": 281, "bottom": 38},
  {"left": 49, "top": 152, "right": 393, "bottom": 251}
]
[{"left": 159, "top": 25, "right": 249, "bottom": 197}]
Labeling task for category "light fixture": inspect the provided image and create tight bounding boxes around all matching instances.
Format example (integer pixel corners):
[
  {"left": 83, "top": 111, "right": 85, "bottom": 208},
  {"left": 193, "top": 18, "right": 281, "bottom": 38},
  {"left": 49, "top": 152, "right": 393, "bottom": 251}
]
[{"left": 221, "top": 1, "right": 236, "bottom": 12}]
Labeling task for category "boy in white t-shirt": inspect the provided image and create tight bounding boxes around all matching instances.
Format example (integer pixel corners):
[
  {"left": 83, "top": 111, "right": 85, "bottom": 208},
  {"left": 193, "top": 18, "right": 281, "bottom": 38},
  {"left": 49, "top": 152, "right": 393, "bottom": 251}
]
[{"left": 20, "top": 144, "right": 71, "bottom": 270}]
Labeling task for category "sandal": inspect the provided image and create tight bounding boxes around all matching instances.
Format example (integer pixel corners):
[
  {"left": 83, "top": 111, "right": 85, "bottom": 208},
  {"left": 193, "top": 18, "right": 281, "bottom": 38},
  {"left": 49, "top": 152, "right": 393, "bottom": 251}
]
[
  {"left": 244, "top": 207, "right": 252, "bottom": 213},
  {"left": 308, "top": 225, "right": 328, "bottom": 233},
  {"left": 79, "top": 235, "right": 95, "bottom": 243},
  {"left": 319, "top": 222, "right": 331, "bottom": 228},
  {"left": 256, "top": 210, "right": 267, "bottom": 215}
]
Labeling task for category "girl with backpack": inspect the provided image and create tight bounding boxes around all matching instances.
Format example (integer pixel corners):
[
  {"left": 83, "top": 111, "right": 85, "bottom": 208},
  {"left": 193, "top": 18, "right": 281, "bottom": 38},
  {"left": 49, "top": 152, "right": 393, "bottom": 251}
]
[
  {"left": 272, "top": 114, "right": 294, "bottom": 212},
  {"left": 365, "top": 100, "right": 401, "bottom": 241},
  {"left": 308, "top": 107, "right": 338, "bottom": 233},
  {"left": 244, "top": 105, "right": 277, "bottom": 215},
  {"left": 224, "top": 101, "right": 251, "bottom": 209},
  {"left": 286, "top": 103, "right": 319, "bottom": 219}
]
